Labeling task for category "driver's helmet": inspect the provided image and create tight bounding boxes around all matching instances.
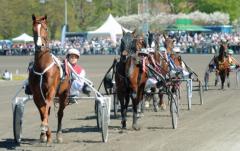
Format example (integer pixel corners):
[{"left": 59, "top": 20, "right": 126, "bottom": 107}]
[
  {"left": 172, "top": 47, "right": 181, "bottom": 53},
  {"left": 159, "top": 46, "right": 166, "bottom": 52},
  {"left": 228, "top": 49, "right": 234, "bottom": 55},
  {"left": 67, "top": 48, "right": 80, "bottom": 57},
  {"left": 147, "top": 48, "right": 155, "bottom": 53},
  {"left": 139, "top": 48, "right": 149, "bottom": 55}
]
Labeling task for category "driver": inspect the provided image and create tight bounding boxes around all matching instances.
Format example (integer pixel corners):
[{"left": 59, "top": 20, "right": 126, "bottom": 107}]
[{"left": 66, "top": 48, "right": 91, "bottom": 101}]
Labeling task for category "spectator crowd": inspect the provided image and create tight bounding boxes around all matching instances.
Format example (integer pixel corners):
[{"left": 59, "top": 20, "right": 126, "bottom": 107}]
[{"left": 1, "top": 32, "right": 240, "bottom": 56}]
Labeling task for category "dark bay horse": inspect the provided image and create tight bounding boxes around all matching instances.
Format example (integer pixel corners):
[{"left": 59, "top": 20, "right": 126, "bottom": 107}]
[
  {"left": 214, "top": 43, "right": 230, "bottom": 89},
  {"left": 115, "top": 29, "right": 136, "bottom": 129},
  {"left": 29, "top": 14, "right": 70, "bottom": 143}
]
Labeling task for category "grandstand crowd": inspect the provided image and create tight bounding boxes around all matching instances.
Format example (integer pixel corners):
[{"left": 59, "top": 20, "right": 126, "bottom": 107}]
[{"left": 1, "top": 32, "right": 240, "bottom": 56}]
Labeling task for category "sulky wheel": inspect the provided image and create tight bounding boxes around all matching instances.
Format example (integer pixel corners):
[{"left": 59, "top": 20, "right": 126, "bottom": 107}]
[
  {"left": 170, "top": 92, "right": 179, "bottom": 129},
  {"left": 96, "top": 100, "right": 102, "bottom": 131},
  {"left": 13, "top": 103, "right": 24, "bottom": 144},
  {"left": 101, "top": 103, "right": 109, "bottom": 142}
]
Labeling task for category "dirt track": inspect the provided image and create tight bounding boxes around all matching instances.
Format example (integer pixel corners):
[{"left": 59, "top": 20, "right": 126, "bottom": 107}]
[{"left": 0, "top": 55, "right": 240, "bottom": 151}]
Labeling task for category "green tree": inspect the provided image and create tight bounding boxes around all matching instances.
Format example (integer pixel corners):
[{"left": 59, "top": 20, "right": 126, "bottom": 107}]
[{"left": 196, "top": 0, "right": 240, "bottom": 21}]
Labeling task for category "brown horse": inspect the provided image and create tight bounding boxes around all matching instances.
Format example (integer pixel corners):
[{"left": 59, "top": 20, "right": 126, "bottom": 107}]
[
  {"left": 123, "top": 34, "right": 148, "bottom": 130},
  {"left": 156, "top": 35, "right": 183, "bottom": 109},
  {"left": 214, "top": 43, "right": 230, "bottom": 89},
  {"left": 29, "top": 14, "right": 70, "bottom": 143},
  {"left": 115, "top": 30, "right": 136, "bottom": 129}
]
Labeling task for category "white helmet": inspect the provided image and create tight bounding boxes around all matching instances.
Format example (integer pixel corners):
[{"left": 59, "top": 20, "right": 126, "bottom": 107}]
[
  {"left": 67, "top": 48, "right": 80, "bottom": 57},
  {"left": 147, "top": 48, "right": 155, "bottom": 53},
  {"left": 159, "top": 46, "right": 166, "bottom": 52},
  {"left": 139, "top": 48, "right": 149, "bottom": 55},
  {"left": 173, "top": 47, "right": 181, "bottom": 53}
]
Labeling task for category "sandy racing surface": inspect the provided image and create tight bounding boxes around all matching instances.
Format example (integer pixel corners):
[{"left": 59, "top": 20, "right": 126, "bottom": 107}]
[{"left": 0, "top": 55, "right": 240, "bottom": 151}]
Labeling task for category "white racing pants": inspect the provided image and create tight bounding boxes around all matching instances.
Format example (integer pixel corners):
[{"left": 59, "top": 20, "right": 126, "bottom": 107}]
[
  {"left": 145, "top": 78, "right": 158, "bottom": 93},
  {"left": 70, "top": 79, "right": 85, "bottom": 96}
]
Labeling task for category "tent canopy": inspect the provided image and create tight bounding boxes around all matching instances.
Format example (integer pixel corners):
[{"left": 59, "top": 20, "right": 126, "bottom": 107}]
[
  {"left": 88, "top": 14, "right": 131, "bottom": 36},
  {"left": 12, "top": 33, "right": 33, "bottom": 42}
]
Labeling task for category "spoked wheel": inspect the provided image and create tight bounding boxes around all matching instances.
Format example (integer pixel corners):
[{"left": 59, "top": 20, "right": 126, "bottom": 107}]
[
  {"left": 96, "top": 100, "right": 109, "bottom": 142},
  {"left": 170, "top": 92, "right": 179, "bottom": 129},
  {"left": 13, "top": 103, "right": 24, "bottom": 144},
  {"left": 186, "top": 80, "right": 192, "bottom": 110},
  {"left": 101, "top": 103, "right": 108, "bottom": 142},
  {"left": 96, "top": 101, "right": 102, "bottom": 130},
  {"left": 199, "top": 81, "right": 203, "bottom": 105}
]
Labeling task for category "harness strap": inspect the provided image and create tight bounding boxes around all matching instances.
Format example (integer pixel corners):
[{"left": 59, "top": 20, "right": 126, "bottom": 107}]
[{"left": 33, "top": 61, "right": 55, "bottom": 102}]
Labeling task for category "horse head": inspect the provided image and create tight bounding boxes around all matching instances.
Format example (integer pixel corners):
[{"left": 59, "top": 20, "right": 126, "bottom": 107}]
[
  {"left": 132, "top": 34, "right": 147, "bottom": 54},
  {"left": 120, "top": 29, "right": 136, "bottom": 61},
  {"left": 32, "top": 14, "right": 48, "bottom": 49},
  {"left": 164, "top": 36, "right": 175, "bottom": 54},
  {"left": 218, "top": 42, "right": 228, "bottom": 62},
  {"left": 148, "top": 31, "right": 159, "bottom": 50}
]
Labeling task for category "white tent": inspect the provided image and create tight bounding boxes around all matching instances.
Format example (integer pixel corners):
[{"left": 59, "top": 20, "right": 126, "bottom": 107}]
[
  {"left": 88, "top": 14, "right": 131, "bottom": 43},
  {"left": 12, "top": 33, "right": 33, "bottom": 42}
]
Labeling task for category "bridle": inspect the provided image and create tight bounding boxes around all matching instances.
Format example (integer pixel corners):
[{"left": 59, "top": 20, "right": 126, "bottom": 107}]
[{"left": 33, "top": 19, "right": 48, "bottom": 50}]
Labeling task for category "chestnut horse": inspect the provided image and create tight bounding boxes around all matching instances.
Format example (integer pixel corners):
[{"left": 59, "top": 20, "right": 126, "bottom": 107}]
[
  {"left": 123, "top": 34, "right": 148, "bottom": 130},
  {"left": 29, "top": 14, "right": 70, "bottom": 143}
]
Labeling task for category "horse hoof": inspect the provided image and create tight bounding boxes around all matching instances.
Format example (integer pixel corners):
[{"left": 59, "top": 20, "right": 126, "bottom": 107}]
[
  {"left": 40, "top": 134, "right": 47, "bottom": 143},
  {"left": 132, "top": 124, "right": 140, "bottom": 131},
  {"left": 56, "top": 133, "right": 63, "bottom": 143}
]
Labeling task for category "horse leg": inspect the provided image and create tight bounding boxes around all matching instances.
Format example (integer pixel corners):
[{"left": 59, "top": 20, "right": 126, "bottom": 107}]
[
  {"left": 38, "top": 106, "right": 47, "bottom": 143},
  {"left": 132, "top": 98, "right": 140, "bottom": 130},
  {"left": 119, "top": 92, "right": 128, "bottom": 129},
  {"left": 56, "top": 96, "right": 67, "bottom": 143},
  {"left": 41, "top": 100, "right": 52, "bottom": 144},
  {"left": 132, "top": 86, "right": 145, "bottom": 130},
  {"left": 227, "top": 71, "right": 230, "bottom": 88},
  {"left": 219, "top": 71, "right": 225, "bottom": 89},
  {"left": 159, "top": 92, "right": 166, "bottom": 110},
  {"left": 215, "top": 72, "right": 219, "bottom": 86}
]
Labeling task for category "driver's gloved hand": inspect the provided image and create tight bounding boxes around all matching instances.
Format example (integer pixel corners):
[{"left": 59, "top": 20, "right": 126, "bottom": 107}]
[
  {"left": 156, "top": 81, "right": 163, "bottom": 88},
  {"left": 82, "top": 83, "right": 91, "bottom": 96}
]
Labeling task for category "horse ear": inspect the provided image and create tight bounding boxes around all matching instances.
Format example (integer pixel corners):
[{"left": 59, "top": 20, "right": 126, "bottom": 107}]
[
  {"left": 32, "top": 14, "right": 36, "bottom": 21},
  {"left": 163, "top": 33, "right": 167, "bottom": 40},
  {"left": 122, "top": 28, "right": 126, "bottom": 36},
  {"left": 44, "top": 14, "right": 47, "bottom": 20},
  {"left": 132, "top": 29, "right": 137, "bottom": 36}
]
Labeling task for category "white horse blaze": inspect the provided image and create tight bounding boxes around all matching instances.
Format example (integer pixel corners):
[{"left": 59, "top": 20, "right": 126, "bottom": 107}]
[{"left": 37, "top": 24, "right": 42, "bottom": 46}]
